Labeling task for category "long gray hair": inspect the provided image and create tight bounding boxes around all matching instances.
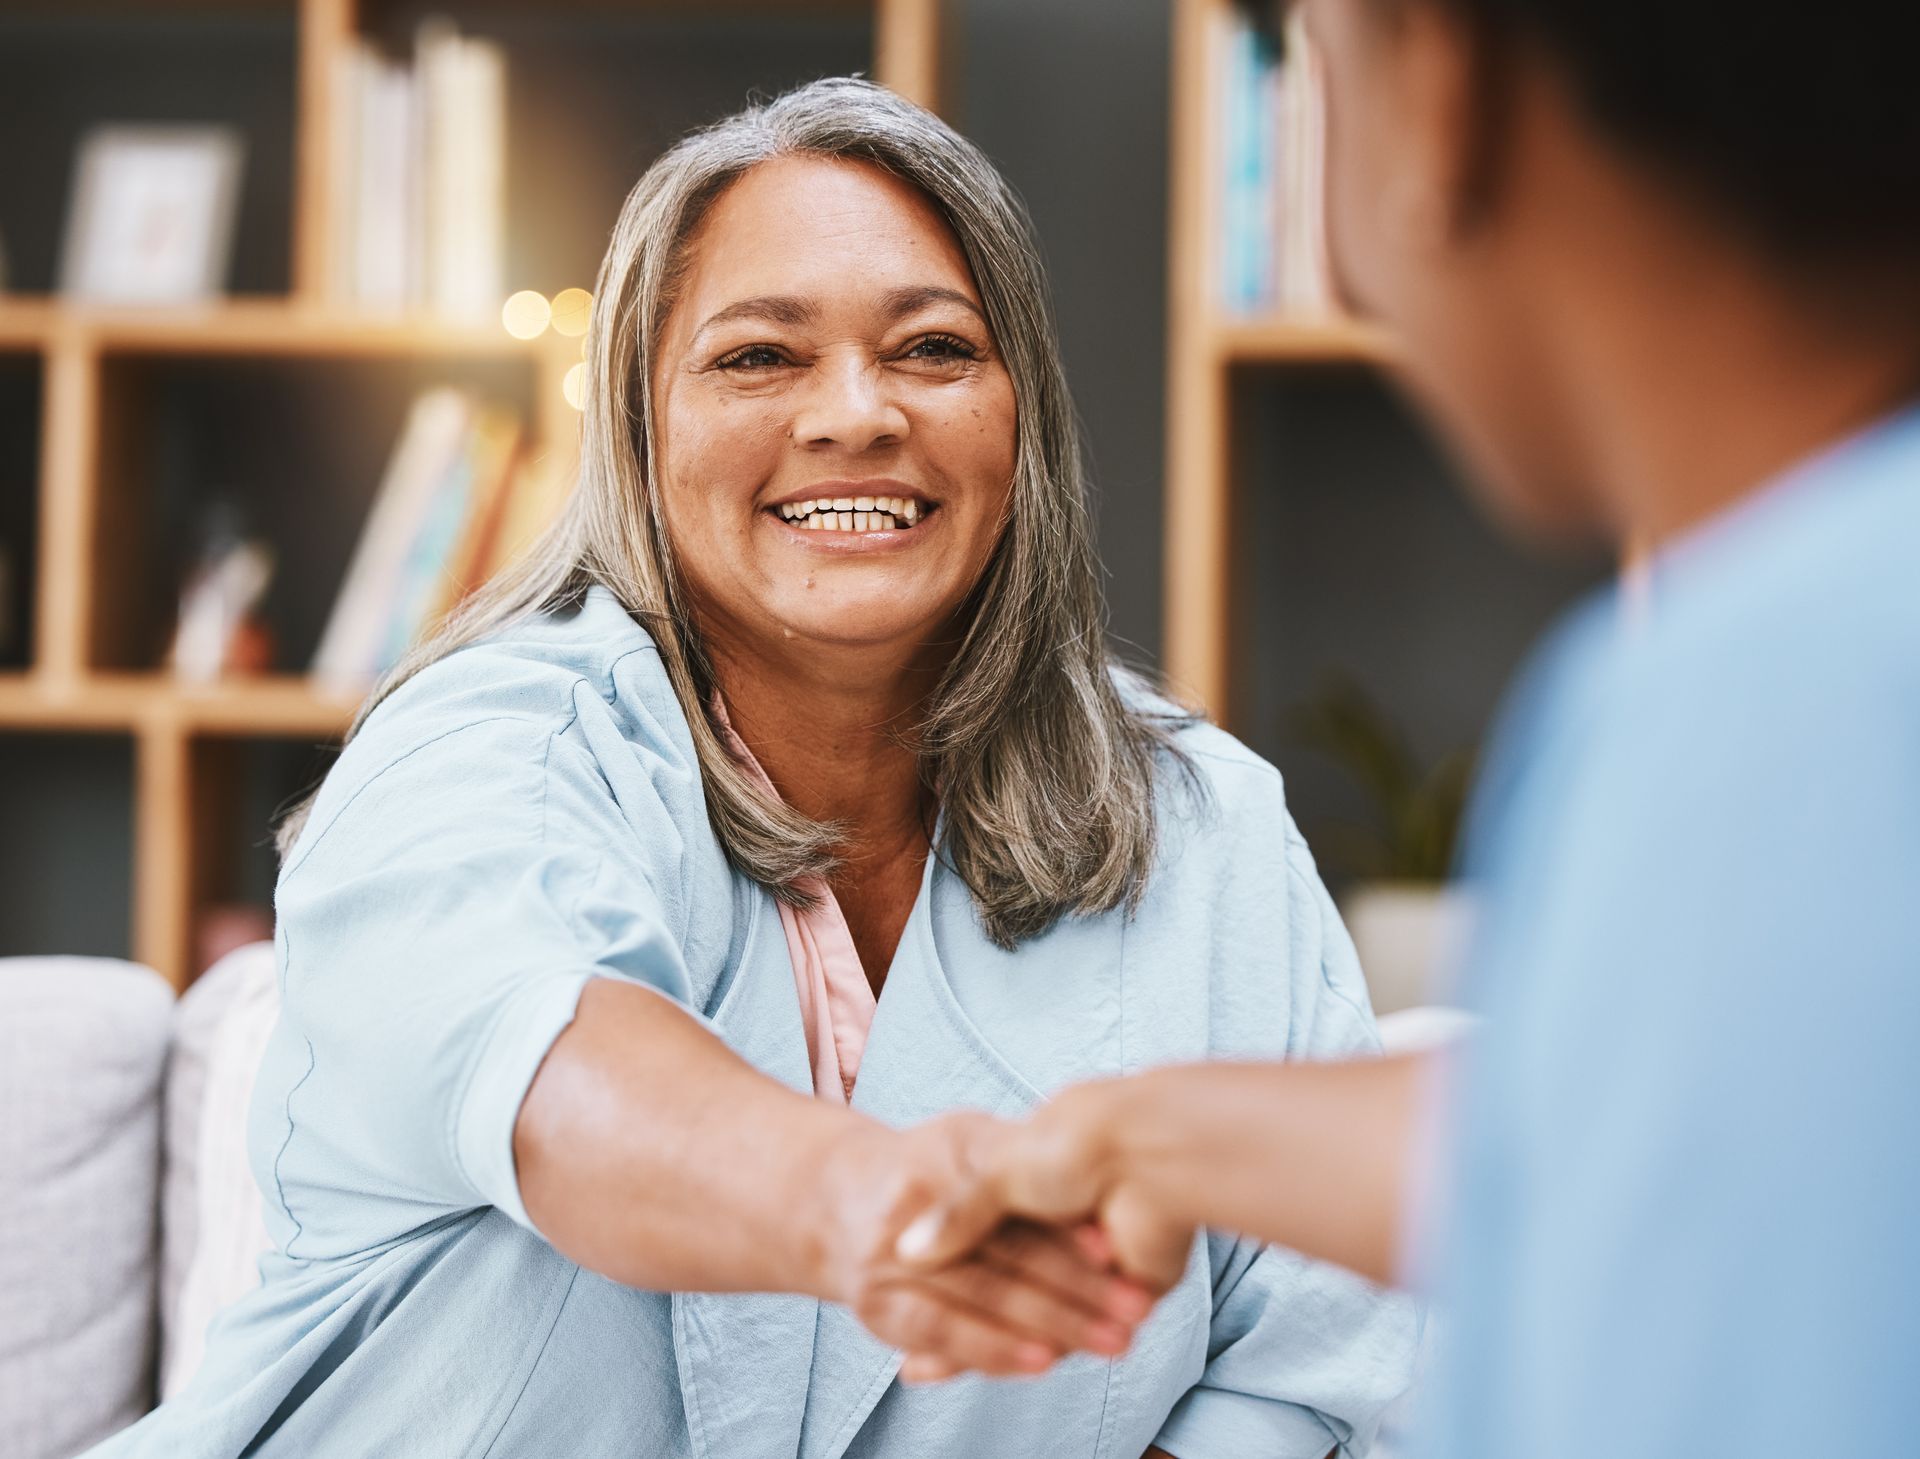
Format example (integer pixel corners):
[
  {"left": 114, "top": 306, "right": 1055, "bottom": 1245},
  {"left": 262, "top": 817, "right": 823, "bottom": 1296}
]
[{"left": 277, "top": 76, "right": 1190, "bottom": 948}]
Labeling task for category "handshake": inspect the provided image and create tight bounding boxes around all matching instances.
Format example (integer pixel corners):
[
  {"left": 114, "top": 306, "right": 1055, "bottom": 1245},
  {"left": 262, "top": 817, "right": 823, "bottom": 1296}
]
[{"left": 810, "top": 1078, "right": 1192, "bottom": 1385}]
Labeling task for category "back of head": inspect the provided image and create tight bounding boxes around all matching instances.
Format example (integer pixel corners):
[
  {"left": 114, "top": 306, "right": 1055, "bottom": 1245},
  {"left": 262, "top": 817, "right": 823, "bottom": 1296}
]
[{"left": 1447, "top": 0, "right": 1920, "bottom": 268}]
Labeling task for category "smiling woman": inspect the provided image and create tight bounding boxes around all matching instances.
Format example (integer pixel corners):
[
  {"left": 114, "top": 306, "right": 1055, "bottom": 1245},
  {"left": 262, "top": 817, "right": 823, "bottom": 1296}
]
[{"left": 87, "top": 80, "right": 1414, "bottom": 1459}]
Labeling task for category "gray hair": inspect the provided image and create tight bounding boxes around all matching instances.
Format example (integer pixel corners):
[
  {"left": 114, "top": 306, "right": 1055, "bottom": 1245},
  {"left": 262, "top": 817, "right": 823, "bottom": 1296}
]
[{"left": 277, "top": 76, "right": 1190, "bottom": 948}]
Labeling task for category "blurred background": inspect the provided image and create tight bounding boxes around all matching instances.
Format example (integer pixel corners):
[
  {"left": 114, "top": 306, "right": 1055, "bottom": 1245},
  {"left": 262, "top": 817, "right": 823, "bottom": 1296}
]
[{"left": 0, "top": 0, "right": 1603, "bottom": 1005}]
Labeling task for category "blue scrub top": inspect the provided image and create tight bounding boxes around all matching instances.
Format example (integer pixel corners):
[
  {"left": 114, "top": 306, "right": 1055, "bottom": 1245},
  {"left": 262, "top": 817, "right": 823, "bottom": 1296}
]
[{"left": 1423, "top": 403, "right": 1920, "bottom": 1458}]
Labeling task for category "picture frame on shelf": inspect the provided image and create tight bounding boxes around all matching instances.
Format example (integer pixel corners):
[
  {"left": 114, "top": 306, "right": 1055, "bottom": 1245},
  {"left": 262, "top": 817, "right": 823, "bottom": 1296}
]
[{"left": 57, "top": 125, "right": 246, "bottom": 306}]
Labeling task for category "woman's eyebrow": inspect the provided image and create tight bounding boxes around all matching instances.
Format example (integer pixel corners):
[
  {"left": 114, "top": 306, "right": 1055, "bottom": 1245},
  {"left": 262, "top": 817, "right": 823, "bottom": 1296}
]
[
  {"left": 882, "top": 285, "right": 986, "bottom": 324},
  {"left": 694, "top": 294, "right": 818, "bottom": 337},
  {"left": 692, "top": 285, "right": 986, "bottom": 341}
]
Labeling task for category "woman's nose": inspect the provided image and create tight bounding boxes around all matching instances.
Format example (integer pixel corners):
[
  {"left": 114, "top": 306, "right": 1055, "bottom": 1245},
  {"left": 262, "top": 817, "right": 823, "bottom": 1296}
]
[{"left": 791, "top": 354, "right": 909, "bottom": 452}]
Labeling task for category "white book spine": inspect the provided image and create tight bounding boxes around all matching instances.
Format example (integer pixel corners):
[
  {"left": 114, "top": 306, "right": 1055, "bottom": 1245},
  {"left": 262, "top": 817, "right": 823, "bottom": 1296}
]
[
  {"left": 326, "top": 43, "right": 364, "bottom": 305},
  {"left": 356, "top": 56, "right": 412, "bottom": 311},
  {"left": 459, "top": 37, "right": 507, "bottom": 323},
  {"left": 423, "top": 29, "right": 507, "bottom": 322}
]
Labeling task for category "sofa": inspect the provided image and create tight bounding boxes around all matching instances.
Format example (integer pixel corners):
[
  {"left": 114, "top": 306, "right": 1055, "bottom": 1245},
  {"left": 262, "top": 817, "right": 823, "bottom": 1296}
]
[{"left": 0, "top": 947, "right": 279, "bottom": 1459}]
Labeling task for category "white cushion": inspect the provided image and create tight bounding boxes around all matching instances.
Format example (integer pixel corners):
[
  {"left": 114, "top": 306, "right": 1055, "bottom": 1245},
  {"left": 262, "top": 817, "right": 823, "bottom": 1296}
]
[
  {"left": 0, "top": 957, "right": 173, "bottom": 1459},
  {"left": 159, "top": 940, "right": 280, "bottom": 1400},
  {"left": 1376, "top": 1004, "right": 1480, "bottom": 1055}
]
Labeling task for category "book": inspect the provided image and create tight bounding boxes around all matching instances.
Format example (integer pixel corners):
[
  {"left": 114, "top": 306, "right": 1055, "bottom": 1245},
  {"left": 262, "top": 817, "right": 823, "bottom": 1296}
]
[
  {"left": 329, "top": 20, "right": 506, "bottom": 318},
  {"left": 416, "top": 403, "right": 524, "bottom": 635},
  {"left": 419, "top": 20, "right": 506, "bottom": 322},
  {"left": 311, "top": 388, "right": 473, "bottom": 690},
  {"left": 1217, "top": 6, "right": 1332, "bottom": 317}
]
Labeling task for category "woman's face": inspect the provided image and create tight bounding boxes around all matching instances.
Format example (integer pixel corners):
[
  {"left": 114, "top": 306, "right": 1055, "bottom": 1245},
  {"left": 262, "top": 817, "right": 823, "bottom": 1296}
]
[{"left": 650, "top": 155, "right": 1018, "bottom": 670}]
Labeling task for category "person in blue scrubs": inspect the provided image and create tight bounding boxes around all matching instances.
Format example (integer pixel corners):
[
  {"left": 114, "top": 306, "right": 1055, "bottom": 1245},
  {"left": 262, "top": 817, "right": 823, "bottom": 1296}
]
[
  {"left": 88, "top": 79, "right": 1414, "bottom": 1458},
  {"left": 898, "top": 0, "right": 1920, "bottom": 1453}
]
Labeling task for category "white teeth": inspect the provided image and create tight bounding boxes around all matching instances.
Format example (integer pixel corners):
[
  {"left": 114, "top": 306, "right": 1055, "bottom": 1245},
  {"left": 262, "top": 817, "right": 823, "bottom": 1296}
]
[{"left": 779, "top": 497, "right": 926, "bottom": 530}]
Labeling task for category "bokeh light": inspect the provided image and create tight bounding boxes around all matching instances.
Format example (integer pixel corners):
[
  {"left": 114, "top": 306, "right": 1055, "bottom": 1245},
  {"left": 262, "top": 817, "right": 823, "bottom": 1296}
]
[
  {"left": 501, "top": 290, "right": 551, "bottom": 340},
  {"left": 563, "top": 362, "right": 586, "bottom": 411},
  {"left": 551, "top": 288, "right": 593, "bottom": 337}
]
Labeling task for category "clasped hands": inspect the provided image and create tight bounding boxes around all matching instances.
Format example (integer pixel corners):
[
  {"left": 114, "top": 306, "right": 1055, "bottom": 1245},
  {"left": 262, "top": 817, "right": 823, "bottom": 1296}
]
[{"left": 814, "top": 1079, "right": 1182, "bottom": 1384}]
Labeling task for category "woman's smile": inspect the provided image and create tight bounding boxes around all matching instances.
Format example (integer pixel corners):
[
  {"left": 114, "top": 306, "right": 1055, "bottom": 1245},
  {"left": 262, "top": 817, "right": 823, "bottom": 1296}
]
[{"left": 764, "top": 480, "right": 939, "bottom": 550}]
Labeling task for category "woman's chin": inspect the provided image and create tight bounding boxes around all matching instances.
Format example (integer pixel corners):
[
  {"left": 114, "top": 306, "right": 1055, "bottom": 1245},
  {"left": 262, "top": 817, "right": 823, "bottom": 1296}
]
[{"left": 763, "top": 602, "right": 951, "bottom": 654}]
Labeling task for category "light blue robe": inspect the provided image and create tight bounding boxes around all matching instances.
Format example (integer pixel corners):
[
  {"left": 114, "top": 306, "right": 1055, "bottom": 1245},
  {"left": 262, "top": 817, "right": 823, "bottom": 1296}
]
[{"left": 89, "top": 585, "right": 1417, "bottom": 1459}]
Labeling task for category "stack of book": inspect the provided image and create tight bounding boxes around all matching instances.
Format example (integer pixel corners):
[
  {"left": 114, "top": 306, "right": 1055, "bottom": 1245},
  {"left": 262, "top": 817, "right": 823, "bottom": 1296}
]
[
  {"left": 1217, "top": 5, "right": 1331, "bottom": 316},
  {"left": 328, "top": 18, "right": 506, "bottom": 320},
  {"left": 311, "top": 389, "right": 568, "bottom": 692}
]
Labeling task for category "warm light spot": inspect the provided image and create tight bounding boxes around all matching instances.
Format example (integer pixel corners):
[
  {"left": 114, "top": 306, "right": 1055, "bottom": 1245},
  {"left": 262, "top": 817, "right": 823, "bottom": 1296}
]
[
  {"left": 502, "top": 290, "right": 551, "bottom": 339},
  {"left": 563, "top": 362, "right": 586, "bottom": 410},
  {"left": 551, "top": 288, "right": 592, "bottom": 337}
]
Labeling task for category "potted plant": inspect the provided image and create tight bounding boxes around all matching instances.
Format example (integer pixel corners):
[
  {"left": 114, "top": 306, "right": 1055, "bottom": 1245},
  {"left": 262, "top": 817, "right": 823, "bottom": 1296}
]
[{"left": 1288, "top": 672, "right": 1477, "bottom": 1014}]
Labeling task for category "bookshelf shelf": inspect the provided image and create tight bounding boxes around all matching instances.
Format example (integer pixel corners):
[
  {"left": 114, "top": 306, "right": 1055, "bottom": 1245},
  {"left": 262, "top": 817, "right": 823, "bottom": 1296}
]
[
  {"left": 0, "top": 673, "right": 361, "bottom": 735},
  {"left": 0, "top": 297, "right": 570, "bottom": 361},
  {"left": 0, "top": 301, "right": 60, "bottom": 352},
  {"left": 1214, "top": 315, "right": 1398, "bottom": 367},
  {"left": 0, "top": 0, "right": 946, "bottom": 990}
]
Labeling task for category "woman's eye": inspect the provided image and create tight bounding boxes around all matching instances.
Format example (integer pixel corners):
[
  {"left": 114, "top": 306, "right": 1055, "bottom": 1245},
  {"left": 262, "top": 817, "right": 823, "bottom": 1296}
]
[
  {"left": 717, "top": 344, "right": 787, "bottom": 370},
  {"left": 904, "top": 333, "right": 978, "bottom": 362}
]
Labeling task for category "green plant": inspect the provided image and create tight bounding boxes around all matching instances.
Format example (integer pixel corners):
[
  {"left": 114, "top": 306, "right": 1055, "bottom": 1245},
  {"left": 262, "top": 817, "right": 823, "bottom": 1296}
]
[{"left": 1285, "top": 670, "right": 1474, "bottom": 884}]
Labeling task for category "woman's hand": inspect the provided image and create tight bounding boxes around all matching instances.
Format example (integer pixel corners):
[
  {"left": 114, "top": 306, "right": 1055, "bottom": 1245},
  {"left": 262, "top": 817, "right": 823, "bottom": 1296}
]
[
  {"left": 885, "top": 1084, "right": 1198, "bottom": 1382},
  {"left": 809, "top": 1110, "right": 1159, "bottom": 1378}
]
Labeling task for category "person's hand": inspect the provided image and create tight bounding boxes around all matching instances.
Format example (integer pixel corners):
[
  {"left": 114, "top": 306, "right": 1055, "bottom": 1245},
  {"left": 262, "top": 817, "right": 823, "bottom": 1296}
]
[
  {"left": 886, "top": 1081, "right": 1196, "bottom": 1382},
  {"left": 809, "top": 1109, "right": 1158, "bottom": 1380}
]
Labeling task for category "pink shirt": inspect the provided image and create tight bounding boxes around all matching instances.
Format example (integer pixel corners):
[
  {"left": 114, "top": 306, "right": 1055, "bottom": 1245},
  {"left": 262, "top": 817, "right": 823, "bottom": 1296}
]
[{"left": 714, "top": 703, "right": 877, "bottom": 1103}]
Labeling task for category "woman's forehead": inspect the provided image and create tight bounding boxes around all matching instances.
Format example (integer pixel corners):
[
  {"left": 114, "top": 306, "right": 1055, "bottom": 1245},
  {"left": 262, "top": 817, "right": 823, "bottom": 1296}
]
[{"left": 676, "top": 154, "right": 982, "bottom": 321}]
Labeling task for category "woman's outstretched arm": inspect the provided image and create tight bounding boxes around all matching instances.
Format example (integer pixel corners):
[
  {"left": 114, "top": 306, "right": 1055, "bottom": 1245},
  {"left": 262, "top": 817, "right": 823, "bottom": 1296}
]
[{"left": 515, "top": 976, "right": 1156, "bottom": 1376}]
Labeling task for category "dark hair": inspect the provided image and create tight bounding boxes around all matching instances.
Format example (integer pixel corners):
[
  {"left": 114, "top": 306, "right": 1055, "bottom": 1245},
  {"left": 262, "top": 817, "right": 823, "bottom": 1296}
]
[
  {"left": 1259, "top": 0, "right": 1920, "bottom": 265},
  {"left": 1456, "top": 1, "right": 1920, "bottom": 263}
]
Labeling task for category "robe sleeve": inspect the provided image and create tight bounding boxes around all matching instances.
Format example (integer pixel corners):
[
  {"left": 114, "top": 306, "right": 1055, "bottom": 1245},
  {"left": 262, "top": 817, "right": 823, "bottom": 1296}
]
[
  {"left": 256, "top": 704, "right": 701, "bottom": 1260},
  {"left": 1153, "top": 813, "right": 1423, "bottom": 1459}
]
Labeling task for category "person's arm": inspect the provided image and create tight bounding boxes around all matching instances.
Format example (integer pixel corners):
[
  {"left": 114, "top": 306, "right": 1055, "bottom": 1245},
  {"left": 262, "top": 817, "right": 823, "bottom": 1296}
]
[
  {"left": 517, "top": 977, "right": 1152, "bottom": 1376},
  {"left": 900, "top": 1053, "right": 1431, "bottom": 1292},
  {"left": 1082, "top": 1053, "right": 1430, "bottom": 1285}
]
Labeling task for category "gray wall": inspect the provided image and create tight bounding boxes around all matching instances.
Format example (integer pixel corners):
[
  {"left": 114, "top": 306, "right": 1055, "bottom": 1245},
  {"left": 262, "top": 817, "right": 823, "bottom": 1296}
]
[{"left": 958, "top": 0, "right": 1173, "bottom": 665}]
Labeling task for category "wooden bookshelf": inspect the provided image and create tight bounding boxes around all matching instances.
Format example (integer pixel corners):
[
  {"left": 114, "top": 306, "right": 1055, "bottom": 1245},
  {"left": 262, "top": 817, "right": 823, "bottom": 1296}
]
[
  {"left": 0, "top": 0, "right": 946, "bottom": 991},
  {"left": 1163, "top": 0, "right": 1395, "bottom": 724}
]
